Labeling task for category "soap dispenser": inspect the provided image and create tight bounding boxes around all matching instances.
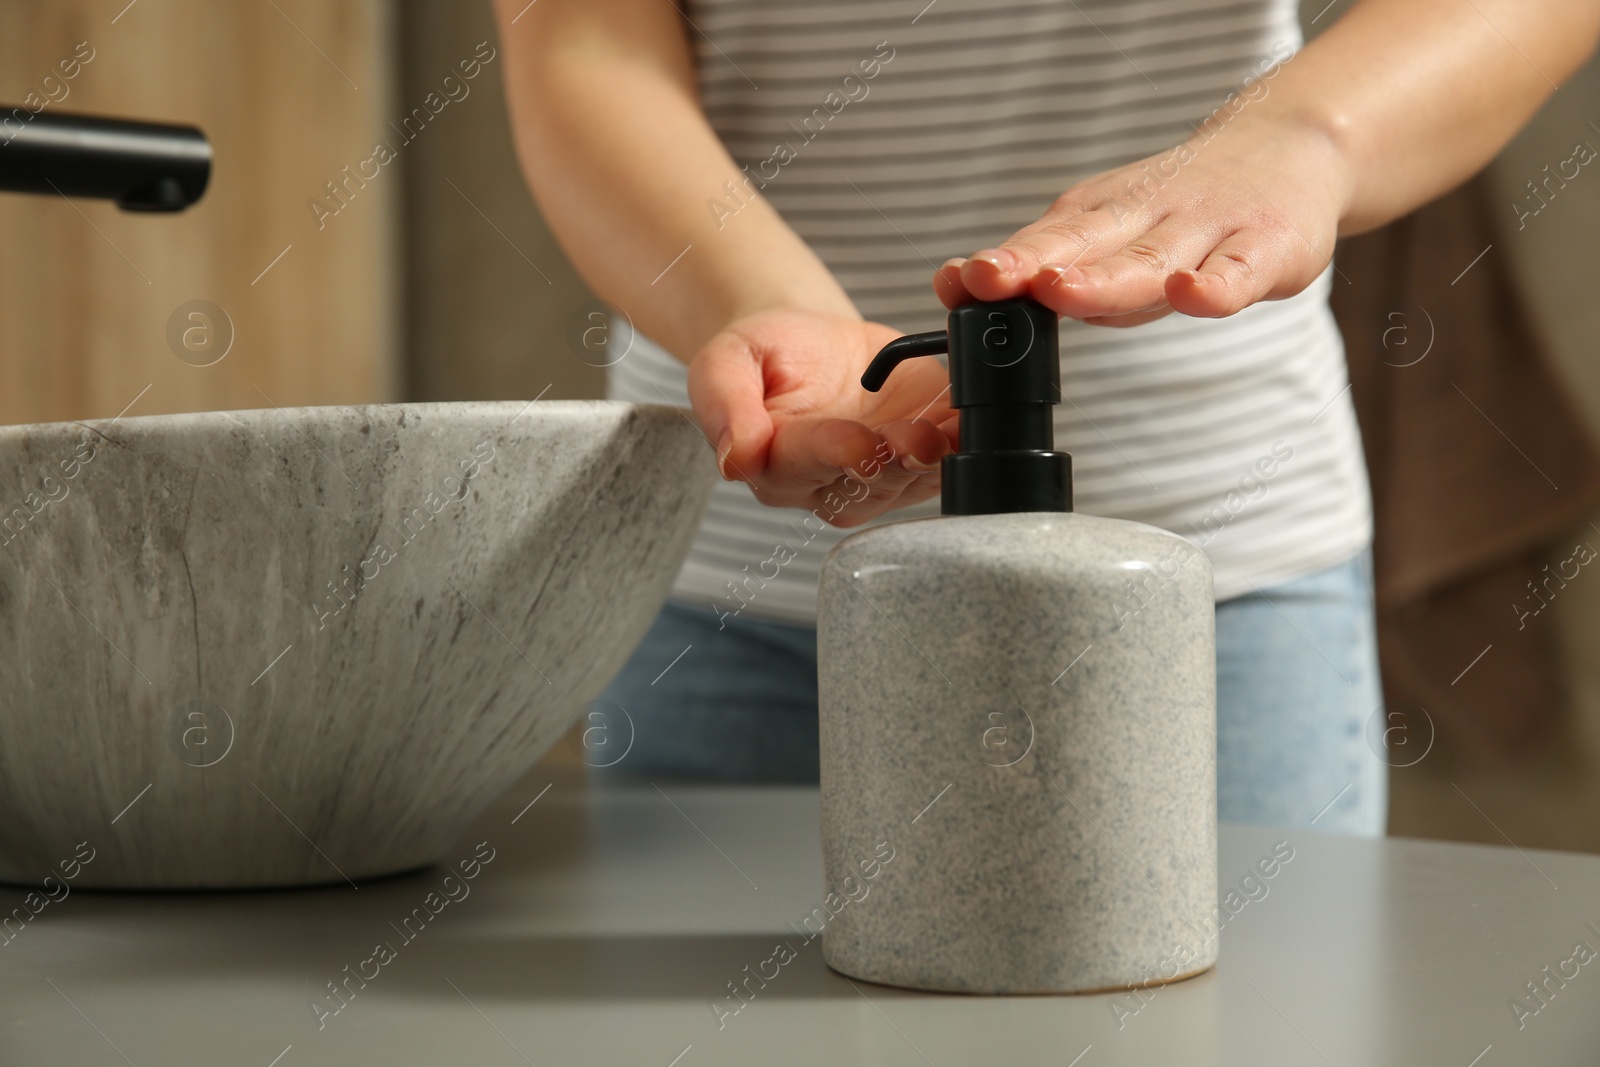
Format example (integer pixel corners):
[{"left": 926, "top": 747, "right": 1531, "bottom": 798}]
[{"left": 817, "top": 297, "right": 1219, "bottom": 994}]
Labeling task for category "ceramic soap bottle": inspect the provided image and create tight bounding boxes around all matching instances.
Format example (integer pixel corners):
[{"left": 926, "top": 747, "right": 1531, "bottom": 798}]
[{"left": 817, "top": 297, "right": 1219, "bottom": 994}]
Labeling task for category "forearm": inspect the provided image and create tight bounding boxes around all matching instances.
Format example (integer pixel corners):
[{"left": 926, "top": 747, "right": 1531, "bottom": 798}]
[
  {"left": 493, "top": 0, "right": 855, "bottom": 363},
  {"left": 1260, "top": 0, "right": 1600, "bottom": 234}
]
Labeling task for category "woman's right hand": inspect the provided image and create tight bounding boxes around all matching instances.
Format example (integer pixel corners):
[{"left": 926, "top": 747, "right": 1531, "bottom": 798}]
[{"left": 687, "top": 307, "right": 957, "bottom": 528}]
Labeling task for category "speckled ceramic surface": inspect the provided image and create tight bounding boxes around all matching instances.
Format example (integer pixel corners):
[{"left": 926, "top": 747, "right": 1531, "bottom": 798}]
[
  {"left": 818, "top": 511, "right": 1217, "bottom": 994},
  {"left": 0, "top": 401, "right": 713, "bottom": 888}
]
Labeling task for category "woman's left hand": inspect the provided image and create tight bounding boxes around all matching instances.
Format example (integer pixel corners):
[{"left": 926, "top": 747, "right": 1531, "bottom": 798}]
[{"left": 935, "top": 113, "right": 1353, "bottom": 327}]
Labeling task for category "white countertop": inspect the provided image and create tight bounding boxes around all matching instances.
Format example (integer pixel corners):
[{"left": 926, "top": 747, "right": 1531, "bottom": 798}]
[{"left": 3, "top": 766, "right": 1598, "bottom": 1065}]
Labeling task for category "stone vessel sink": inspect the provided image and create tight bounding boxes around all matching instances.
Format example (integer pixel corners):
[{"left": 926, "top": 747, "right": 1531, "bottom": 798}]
[{"left": 0, "top": 401, "right": 713, "bottom": 888}]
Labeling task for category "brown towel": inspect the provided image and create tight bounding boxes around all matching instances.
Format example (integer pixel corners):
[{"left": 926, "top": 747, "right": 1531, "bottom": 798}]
[{"left": 1334, "top": 176, "right": 1600, "bottom": 760}]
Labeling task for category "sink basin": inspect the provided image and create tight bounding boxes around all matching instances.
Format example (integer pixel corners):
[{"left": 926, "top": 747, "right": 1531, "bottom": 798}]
[{"left": 0, "top": 401, "right": 713, "bottom": 888}]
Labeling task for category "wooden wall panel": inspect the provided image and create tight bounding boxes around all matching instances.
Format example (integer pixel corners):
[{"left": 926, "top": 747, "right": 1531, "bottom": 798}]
[
  {"left": 0, "top": 0, "right": 398, "bottom": 426},
  {"left": 400, "top": 0, "right": 603, "bottom": 404}
]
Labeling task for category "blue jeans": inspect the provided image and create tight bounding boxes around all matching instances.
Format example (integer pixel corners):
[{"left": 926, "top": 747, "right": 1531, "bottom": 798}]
[{"left": 592, "top": 552, "right": 1387, "bottom": 836}]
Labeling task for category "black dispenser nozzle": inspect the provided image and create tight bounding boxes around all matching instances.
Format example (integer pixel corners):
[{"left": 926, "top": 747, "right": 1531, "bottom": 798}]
[
  {"left": 861, "top": 297, "right": 1071, "bottom": 516},
  {"left": 0, "top": 109, "right": 210, "bottom": 212}
]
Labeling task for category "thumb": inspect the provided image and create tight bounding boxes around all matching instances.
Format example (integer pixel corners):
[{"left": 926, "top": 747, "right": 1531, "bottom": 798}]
[{"left": 686, "top": 331, "right": 774, "bottom": 482}]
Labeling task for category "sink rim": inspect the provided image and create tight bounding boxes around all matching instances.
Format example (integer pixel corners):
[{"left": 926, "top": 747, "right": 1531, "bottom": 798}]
[{"left": 0, "top": 398, "right": 694, "bottom": 442}]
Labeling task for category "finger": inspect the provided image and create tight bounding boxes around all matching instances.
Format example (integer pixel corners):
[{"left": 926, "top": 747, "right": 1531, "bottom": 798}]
[
  {"left": 1031, "top": 217, "right": 1226, "bottom": 320},
  {"left": 820, "top": 419, "right": 944, "bottom": 517},
  {"left": 686, "top": 333, "right": 774, "bottom": 481},
  {"left": 959, "top": 203, "right": 1136, "bottom": 302},
  {"left": 863, "top": 419, "right": 950, "bottom": 507},
  {"left": 848, "top": 418, "right": 950, "bottom": 522},
  {"left": 828, "top": 473, "right": 942, "bottom": 528},
  {"left": 802, "top": 420, "right": 948, "bottom": 527},
  {"left": 877, "top": 418, "right": 949, "bottom": 472},
  {"left": 933, "top": 258, "right": 969, "bottom": 308},
  {"left": 764, "top": 417, "right": 885, "bottom": 501},
  {"left": 1080, "top": 306, "right": 1176, "bottom": 328},
  {"left": 1165, "top": 230, "right": 1288, "bottom": 318}
]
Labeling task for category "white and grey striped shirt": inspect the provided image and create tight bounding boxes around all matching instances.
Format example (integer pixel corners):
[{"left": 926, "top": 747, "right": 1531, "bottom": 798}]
[{"left": 612, "top": 0, "right": 1371, "bottom": 624}]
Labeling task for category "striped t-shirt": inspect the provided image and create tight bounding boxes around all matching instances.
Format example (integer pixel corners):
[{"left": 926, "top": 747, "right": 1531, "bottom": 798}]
[{"left": 612, "top": 0, "right": 1371, "bottom": 625}]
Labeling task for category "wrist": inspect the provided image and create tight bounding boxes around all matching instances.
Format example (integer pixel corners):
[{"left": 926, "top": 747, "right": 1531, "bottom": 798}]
[
  {"left": 1186, "top": 103, "right": 1358, "bottom": 230},
  {"left": 1272, "top": 105, "right": 1359, "bottom": 233},
  {"left": 719, "top": 287, "right": 861, "bottom": 332}
]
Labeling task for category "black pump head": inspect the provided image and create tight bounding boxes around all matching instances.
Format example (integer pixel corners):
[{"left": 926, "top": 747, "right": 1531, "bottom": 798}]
[{"left": 862, "top": 297, "right": 1071, "bottom": 516}]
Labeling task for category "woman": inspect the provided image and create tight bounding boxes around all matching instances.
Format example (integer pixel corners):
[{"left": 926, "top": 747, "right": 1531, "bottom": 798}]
[{"left": 493, "top": 0, "right": 1598, "bottom": 834}]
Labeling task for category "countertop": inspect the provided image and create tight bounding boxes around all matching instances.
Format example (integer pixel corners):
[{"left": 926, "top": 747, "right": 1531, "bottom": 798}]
[{"left": 3, "top": 766, "right": 1599, "bottom": 1066}]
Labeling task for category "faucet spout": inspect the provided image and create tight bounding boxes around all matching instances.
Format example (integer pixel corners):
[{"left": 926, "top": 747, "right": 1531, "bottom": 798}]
[{"left": 0, "top": 109, "right": 210, "bottom": 212}]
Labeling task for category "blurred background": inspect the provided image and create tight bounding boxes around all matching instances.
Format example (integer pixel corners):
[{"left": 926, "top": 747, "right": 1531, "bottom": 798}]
[{"left": 4, "top": 0, "right": 1599, "bottom": 853}]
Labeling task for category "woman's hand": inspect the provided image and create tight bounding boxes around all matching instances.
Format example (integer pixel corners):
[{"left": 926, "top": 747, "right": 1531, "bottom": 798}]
[
  {"left": 935, "top": 114, "right": 1354, "bottom": 327},
  {"left": 688, "top": 308, "right": 956, "bottom": 527}
]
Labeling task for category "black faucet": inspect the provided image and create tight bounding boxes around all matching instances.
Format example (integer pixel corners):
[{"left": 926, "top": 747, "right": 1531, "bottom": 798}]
[{"left": 0, "top": 108, "right": 210, "bottom": 212}]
